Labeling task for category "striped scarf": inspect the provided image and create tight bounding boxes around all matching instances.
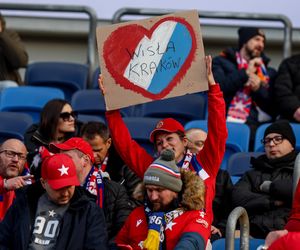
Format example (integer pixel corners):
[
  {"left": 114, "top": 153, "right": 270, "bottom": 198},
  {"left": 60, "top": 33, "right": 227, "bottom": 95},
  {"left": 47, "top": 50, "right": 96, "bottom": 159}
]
[
  {"left": 227, "top": 52, "right": 269, "bottom": 123},
  {"left": 84, "top": 166, "right": 104, "bottom": 208}
]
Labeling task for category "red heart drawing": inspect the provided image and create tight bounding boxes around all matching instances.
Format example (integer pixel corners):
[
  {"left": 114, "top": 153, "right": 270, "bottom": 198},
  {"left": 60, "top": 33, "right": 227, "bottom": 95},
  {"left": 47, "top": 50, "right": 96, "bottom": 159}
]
[{"left": 103, "top": 16, "right": 197, "bottom": 100}]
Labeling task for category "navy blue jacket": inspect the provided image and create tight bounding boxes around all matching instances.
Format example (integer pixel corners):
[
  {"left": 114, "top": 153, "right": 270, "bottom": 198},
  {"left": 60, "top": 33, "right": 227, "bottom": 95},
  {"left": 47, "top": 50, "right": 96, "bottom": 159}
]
[
  {"left": 0, "top": 182, "right": 109, "bottom": 250},
  {"left": 212, "top": 48, "right": 277, "bottom": 124}
]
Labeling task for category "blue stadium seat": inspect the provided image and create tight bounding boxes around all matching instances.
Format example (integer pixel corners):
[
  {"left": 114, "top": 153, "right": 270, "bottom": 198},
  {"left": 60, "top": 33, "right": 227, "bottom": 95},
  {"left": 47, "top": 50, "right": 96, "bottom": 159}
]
[
  {"left": 212, "top": 238, "right": 265, "bottom": 250},
  {"left": 141, "top": 93, "right": 207, "bottom": 125},
  {"left": 77, "top": 114, "right": 106, "bottom": 124},
  {"left": 0, "top": 86, "right": 65, "bottom": 123},
  {"left": 254, "top": 122, "right": 300, "bottom": 152},
  {"left": 25, "top": 62, "right": 89, "bottom": 101},
  {"left": 122, "top": 117, "right": 161, "bottom": 156},
  {"left": 185, "top": 120, "right": 251, "bottom": 169},
  {"left": 71, "top": 89, "right": 138, "bottom": 120},
  {"left": 0, "top": 112, "right": 33, "bottom": 143},
  {"left": 92, "top": 67, "right": 101, "bottom": 89},
  {"left": 227, "top": 152, "right": 264, "bottom": 184}
]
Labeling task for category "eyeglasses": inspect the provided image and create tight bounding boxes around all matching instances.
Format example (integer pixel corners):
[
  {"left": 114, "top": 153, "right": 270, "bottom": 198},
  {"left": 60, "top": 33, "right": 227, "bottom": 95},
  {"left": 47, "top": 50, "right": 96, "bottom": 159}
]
[
  {"left": 0, "top": 150, "right": 27, "bottom": 161},
  {"left": 59, "top": 111, "right": 77, "bottom": 121},
  {"left": 261, "top": 135, "right": 284, "bottom": 146}
]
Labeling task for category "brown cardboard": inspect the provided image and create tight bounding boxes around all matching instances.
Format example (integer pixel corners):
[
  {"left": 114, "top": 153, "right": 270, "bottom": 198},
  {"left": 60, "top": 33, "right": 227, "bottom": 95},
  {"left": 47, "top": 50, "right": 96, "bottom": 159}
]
[{"left": 96, "top": 10, "right": 208, "bottom": 110}]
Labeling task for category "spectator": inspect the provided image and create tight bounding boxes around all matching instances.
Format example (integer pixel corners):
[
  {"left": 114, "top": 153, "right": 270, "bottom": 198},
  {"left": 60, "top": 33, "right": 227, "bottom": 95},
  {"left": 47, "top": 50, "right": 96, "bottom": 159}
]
[
  {"left": 186, "top": 127, "right": 233, "bottom": 242},
  {"left": 212, "top": 27, "right": 277, "bottom": 146},
  {"left": 49, "top": 137, "right": 134, "bottom": 243},
  {"left": 273, "top": 54, "right": 300, "bottom": 122},
  {"left": 262, "top": 178, "right": 300, "bottom": 250},
  {"left": 0, "top": 12, "right": 28, "bottom": 89},
  {"left": 81, "top": 121, "right": 142, "bottom": 203},
  {"left": 116, "top": 149, "right": 208, "bottom": 249},
  {"left": 0, "top": 153, "right": 108, "bottom": 249},
  {"left": 231, "top": 120, "right": 297, "bottom": 238},
  {"left": 101, "top": 55, "right": 227, "bottom": 247},
  {"left": 0, "top": 139, "right": 32, "bottom": 220},
  {"left": 24, "top": 99, "right": 77, "bottom": 177}
]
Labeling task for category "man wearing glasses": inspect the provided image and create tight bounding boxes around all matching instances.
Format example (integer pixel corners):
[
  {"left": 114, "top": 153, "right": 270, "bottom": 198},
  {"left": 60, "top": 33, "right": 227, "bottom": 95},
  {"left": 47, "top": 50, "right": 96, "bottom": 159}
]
[
  {"left": 0, "top": 139, "right": 32, "bottom": 220},
  {"left": 232, "top": 120, "right": 297, "bottom": 238}
]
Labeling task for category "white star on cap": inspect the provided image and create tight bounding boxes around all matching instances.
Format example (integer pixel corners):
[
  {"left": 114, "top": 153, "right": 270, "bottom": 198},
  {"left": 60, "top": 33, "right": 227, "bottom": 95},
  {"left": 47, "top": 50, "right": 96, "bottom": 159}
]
[
  {"left": 58, "top": 164, "right": 69, "bottom": 176},
  {"left": 49, "top": 210, "right": 56, "bottom": 217}
]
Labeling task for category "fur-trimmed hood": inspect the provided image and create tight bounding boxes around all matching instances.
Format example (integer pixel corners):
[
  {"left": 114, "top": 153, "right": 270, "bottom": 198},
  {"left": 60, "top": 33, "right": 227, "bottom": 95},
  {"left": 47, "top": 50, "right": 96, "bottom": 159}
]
[{"left": 180, "top": 169, "right": 205, "bottom": 211}]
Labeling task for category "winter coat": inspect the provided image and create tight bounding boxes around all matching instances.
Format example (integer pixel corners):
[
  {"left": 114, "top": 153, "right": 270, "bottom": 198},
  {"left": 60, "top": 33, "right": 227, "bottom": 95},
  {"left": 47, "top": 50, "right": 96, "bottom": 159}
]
[
  {"left": 102, "top": 178, "right": 134, "bottom": 242},
  {"left": 0, "top": 181, "right": 109, "bottom": 250},
  {"left": 116, "top": 170, "right": 208, "bottom": 249},
  {"left": 212, "top": 47, "right": 277, "bottom": 124},
  {"left": 0, "top": 15, "right": 28, "bottom": 84},
  {"left": 232, "top": 151, "right": 297, "bottom": 238},
  {"left": 273, "top": 54, "right": 300, "bottom": 121}
]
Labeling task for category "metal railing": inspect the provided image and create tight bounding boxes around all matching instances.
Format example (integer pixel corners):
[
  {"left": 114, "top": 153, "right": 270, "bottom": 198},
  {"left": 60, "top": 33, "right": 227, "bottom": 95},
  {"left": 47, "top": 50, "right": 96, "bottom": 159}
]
[
  {"left": 226, "top": 206, "right": 250, "bottom": 250},
  {"left": 112, "top": 7, "right": 293, "bottom": 58},
  {"left": 0, "top": 3, "right": 98, "bottom": 81}
]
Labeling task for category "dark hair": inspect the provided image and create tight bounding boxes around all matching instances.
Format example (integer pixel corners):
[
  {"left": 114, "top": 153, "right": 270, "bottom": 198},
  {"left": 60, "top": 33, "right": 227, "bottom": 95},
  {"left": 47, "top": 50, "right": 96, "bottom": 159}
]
[
  {"left": 80, "top": 121, "right": 110, "bottom": 141},
  {"left": 39, "top": 99, "right": 70, "bottom": 140}
]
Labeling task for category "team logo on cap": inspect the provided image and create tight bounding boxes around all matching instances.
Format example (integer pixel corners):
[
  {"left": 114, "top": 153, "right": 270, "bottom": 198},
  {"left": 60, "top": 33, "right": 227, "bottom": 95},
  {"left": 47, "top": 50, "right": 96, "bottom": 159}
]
[
  {"left": 156, "top": 121, "right": 164, "bottom": 128},
  {"left": 58, "top": 164, "right": 69, "bottom": 176}
]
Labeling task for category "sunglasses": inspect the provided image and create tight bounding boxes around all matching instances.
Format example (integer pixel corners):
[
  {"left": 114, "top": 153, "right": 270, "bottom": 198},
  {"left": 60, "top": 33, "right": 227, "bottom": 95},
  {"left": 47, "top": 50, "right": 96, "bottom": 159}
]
[{"left": 59, "top": 111, "right": 77, "bottom": 121}]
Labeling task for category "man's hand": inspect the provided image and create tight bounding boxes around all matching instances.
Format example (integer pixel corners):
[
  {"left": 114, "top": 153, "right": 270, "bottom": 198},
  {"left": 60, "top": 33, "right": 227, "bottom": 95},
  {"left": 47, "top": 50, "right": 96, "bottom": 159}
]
[
  {"left": 247, "top": 73, "right": 262, "bottom": 91},
  {"left": 246, "top": 57, "right": 263, "bottom": 75},
  {"left": 205, "top": 55, "right": 216, "bottom": 86},
  {"left": 293, "top": 107, "right": 300, "bottom": 122},
  {"left": 211, "top": 225, "right": 222, "bottom": 237},
  {"left": 4, "top": 175, "right": 33, "bottom": 191}
]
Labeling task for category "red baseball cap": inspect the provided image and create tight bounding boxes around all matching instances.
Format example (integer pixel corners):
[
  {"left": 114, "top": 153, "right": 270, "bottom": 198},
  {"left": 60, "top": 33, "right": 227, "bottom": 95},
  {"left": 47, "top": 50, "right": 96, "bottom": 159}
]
[
  {"left": 41, "top": 153, "right": 80, "bottom": 190},
  {"left": 49, "top": 137, "right": 95, "bottom": 163},
  {"left": 150, "top": 118, "right": 184, "bottom": 142}
]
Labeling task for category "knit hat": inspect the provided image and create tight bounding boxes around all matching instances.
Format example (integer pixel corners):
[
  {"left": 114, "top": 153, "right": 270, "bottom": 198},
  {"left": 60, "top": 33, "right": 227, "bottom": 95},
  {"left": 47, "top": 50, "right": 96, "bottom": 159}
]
[
  {"left": 150, "top": 118, "right": 184, "bottom": 142},
  {"left": 238, "top": 27, "right": 265, "bottom": 49},
  {"left": 41, "top": 153, "right": 80, "bottom": 190},
  {"left": 50, "top": 137, "right": 95, "bottom": 163},
  {"left": 144, "top": 149, "right": 182, "bottom": 192},
  {"left": 264, "top": 120, "right": 296, "bottom": 147}
]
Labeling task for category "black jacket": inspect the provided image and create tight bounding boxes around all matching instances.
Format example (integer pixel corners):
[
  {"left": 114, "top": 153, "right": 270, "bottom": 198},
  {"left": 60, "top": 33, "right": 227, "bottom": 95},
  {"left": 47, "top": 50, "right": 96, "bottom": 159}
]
[
  {"left": 0, "top": 182, "right": 109, "bottom": 250},
  {"left": 102, "top": 178, "right": 134, "bottom": 242},
  {"left": 273, "top": 54, "right": 300, "bottom": 121},
  {"left": 212, "top": 48, "right": 277, "bottom": 124},
  {"left": 231, "top": 151, "right": 296, "bottom": 238}
]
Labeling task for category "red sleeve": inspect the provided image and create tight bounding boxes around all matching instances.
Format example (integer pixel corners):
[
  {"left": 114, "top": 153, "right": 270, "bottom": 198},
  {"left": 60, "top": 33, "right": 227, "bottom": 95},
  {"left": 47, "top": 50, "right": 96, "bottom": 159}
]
[
  {"left": 0, "top": 177, "right": 5, "bottom": 194},
  {"left": 285, "top": 179, "right": 300, "bottom": 231},
  {"left": 268, "top": 232, "right": 300, "bottom": 250},
  {"left": 106, "top": 110, "right": 154, "bottom": 178},
  {"left": 197, "top": 84, "right": 228, "bottom": 177}
]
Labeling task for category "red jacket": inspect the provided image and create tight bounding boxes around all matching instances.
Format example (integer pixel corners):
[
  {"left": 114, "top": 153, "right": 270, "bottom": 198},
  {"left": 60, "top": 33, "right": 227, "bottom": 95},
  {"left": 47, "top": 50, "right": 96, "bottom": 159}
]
[
  {"left": 116, "top": 206, "right": 211, "bottom": 249},
  {"left": 106, "top": 84, "right": 227, "bottom": 227},
  {"left": 268, "top": 232, "right": 300, "bottom": 250},
  {"left": 0, "top": 177, "right": 15, "bottom": 221}
]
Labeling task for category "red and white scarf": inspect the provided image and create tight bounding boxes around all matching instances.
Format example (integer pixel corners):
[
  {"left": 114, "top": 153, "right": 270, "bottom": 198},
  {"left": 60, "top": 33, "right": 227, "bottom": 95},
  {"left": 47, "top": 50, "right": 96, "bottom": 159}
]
[{"left": 227, "top": 52, "right": 269, "bottom": 123}]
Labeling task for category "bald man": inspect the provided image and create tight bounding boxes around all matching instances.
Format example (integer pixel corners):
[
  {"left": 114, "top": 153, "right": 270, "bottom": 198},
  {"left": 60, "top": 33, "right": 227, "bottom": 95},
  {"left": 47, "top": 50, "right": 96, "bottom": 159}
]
[{"left": 0, "top": 139, "right": 32, "bottom": 220}]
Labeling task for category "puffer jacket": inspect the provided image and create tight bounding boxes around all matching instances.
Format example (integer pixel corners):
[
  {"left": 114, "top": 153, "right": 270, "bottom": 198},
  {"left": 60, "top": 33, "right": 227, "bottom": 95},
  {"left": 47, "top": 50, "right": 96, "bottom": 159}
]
[
  {"left": 232, "top": 151, "right": 297, "bottom": 238},
  {"left": 273, "top": 54, "right": 300, "bottom": 121}
]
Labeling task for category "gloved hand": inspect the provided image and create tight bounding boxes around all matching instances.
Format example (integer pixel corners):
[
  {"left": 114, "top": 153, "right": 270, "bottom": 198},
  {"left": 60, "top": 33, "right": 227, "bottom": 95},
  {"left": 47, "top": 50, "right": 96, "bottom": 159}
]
[{"left": 260, "top": 180, "right": 272, "bottom": 193}]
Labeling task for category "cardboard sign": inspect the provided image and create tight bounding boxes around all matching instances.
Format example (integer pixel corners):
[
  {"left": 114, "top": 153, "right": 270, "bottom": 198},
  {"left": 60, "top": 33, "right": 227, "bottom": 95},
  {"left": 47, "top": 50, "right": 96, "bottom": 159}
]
[{"left": 96, "top": 10, "right": 208, "bottom": 110}]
